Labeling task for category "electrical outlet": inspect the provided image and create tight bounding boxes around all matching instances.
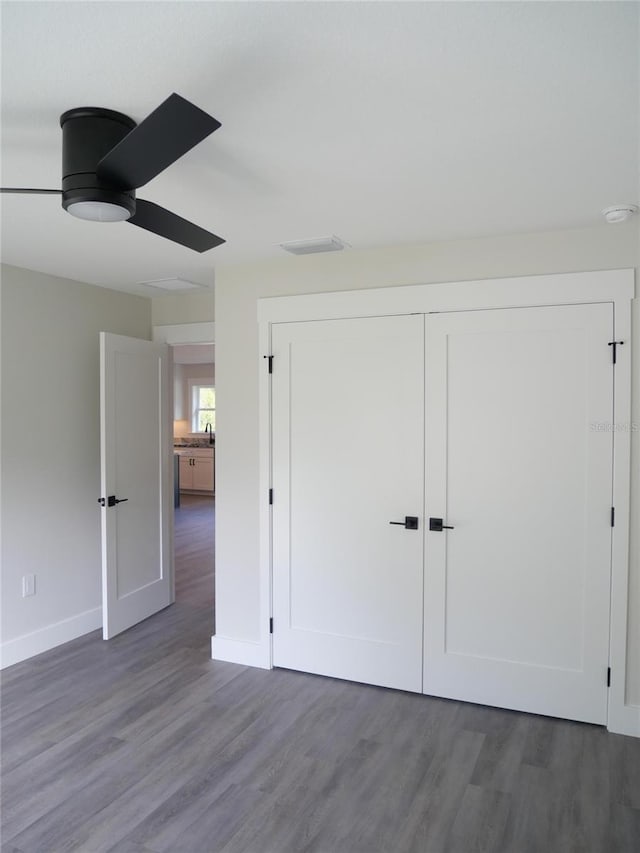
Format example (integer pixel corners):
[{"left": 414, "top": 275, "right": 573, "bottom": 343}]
[{"left": 22, "top": 574, "right": 36, "bottom": 597}]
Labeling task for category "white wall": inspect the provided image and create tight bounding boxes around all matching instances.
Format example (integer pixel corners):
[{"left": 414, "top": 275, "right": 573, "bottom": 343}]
[
  {"left": 214, "top": 223, "right": 640, "bottom": 711},
  {"left": 0, "top": 264, "right": 151, "bottom": 664},
  {"left": 173, "top": 362, "right": 185, "bottom": 421},
  {"left": 151, "top": 289, "right": 214, "bottom": 326}
]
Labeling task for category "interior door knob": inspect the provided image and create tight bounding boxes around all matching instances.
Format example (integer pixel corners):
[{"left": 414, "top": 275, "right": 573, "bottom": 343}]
[
  {"left": 98, "top": 496, "right": 128, "bottom": 507},
  {"left": 389, "top": 516, "right": 419, "bottom": 530},
  {"left": 429, "top": 517, "right": 454, "bottom": 532}
]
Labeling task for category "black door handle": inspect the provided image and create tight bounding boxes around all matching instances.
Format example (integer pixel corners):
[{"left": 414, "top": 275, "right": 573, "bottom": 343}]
[
  {"left": 98, "top": 496, "right": 128, "bottom": 507},
  {"left": 429, "top": 517, "right": 454, "bottom": 532},
  {"left": 389, "top": 516, "right": 419, "bottom": 530}
]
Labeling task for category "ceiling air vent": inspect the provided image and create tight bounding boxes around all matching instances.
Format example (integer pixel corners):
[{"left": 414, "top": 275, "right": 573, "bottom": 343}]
[
  {"left": 139, "top": 278, "right": 207, "bottom": 292},
  {"left": 279, "top": 235, "right": 350, "bottom": 255}
]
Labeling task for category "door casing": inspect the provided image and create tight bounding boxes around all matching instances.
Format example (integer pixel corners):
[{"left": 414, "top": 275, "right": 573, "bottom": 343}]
[{"left": 253, "top": 270, "right": 635, "bottom": 734}]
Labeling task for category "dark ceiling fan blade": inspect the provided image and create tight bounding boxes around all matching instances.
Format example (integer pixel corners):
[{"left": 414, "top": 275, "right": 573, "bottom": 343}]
[
  {"left": 1, "top": 188, "right": 62, "bottom": 194},
  {"left": 128, "top": 199, "right": 225, "bottom": 252},
  {"left": 96, "top": 94, "right": 221, "bottom": 190}
]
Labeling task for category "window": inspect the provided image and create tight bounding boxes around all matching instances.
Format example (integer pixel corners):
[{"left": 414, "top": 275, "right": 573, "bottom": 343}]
[{"left": 191, "top": 383, "right": 215, "bottom": 432}]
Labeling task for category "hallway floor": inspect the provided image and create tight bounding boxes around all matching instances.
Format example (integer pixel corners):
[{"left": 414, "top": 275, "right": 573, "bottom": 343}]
[{"left": 174, "top": 493, "right": 215, "bottom": 612}]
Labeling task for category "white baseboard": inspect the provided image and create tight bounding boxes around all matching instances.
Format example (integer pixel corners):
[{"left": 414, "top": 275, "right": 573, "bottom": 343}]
[
  {"left": 608, "top": 703, "right": 640, "bottom": 738},
  {"left": 0, "top": 607, "right": 102, "bottom": 669},
  {"left": 211, "top": 634, "right": 271, "bottom": 669}
]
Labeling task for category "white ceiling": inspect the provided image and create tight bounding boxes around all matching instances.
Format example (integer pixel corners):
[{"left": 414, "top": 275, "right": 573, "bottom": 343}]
[{"left": 1, "top": 1, "right": 638, "bottom": 297}]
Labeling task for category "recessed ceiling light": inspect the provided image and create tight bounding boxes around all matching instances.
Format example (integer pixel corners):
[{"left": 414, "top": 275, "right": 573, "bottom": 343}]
[
  {"left": 139, "top": 278, "right": 207, "bottom": 292},
  {"left": 602, "top": 204, "right": 638, "bottom": 224},
  {"left": 279, "top": 235, "right": 351, "bottom": 255}
]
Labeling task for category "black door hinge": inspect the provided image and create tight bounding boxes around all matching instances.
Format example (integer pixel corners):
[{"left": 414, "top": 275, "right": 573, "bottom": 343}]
[
  {"left": 263, "top": 355, "right": 273, "bottom": 373},
  {"left": 607, "top": 667, "right": 611, "bottom": 687},
  {"left": 611, "top": 507, "right": 615, "bottom": 527},
  {"left": 269, "top": 488, "right": 273, "bottom": 505},
  {"left": 269, "top": 617, "right": 273, "bottom": 634},
  {"left": 608, "top": 341, "right": 624, "bottom": 364}
]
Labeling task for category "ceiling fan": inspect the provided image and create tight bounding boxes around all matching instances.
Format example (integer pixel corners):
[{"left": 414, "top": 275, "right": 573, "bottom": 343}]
[{"left": 0, "top": 93, "right": 225, "bottom": 252}]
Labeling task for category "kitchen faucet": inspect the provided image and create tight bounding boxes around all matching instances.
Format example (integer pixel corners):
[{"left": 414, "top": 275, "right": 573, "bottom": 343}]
[{"left": 205, "top": 423, "right": 214, "bottom": 444}]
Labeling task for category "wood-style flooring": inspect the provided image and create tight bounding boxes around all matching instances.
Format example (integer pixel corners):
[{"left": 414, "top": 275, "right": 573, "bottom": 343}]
[
  {"left": 2, "top": 495, "right": 639, "bottom": 852},
  {"left": 174, "top": 494, "right": 215, "bottom": 615}
]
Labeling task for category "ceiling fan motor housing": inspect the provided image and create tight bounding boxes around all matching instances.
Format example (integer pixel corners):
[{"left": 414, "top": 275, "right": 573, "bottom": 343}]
[{"left": 60, "top": 108, "right": 137, "bottom": 217}]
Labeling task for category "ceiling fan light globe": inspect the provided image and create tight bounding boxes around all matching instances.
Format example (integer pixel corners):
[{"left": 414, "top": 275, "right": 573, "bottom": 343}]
[{"left": 66, "top": 200, "right": 131, "bottom": 222}]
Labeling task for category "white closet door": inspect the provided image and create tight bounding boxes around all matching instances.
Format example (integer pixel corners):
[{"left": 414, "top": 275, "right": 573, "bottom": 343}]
[
  {"left": 272, "top": 315, "right": 425, "bottom": 692},
  {"left": 424, "top": 303, "right": 614, "bottom": 723}
]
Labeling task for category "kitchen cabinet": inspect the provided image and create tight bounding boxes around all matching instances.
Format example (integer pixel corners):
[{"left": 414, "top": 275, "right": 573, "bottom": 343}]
[{"left": 175, "top": 448, "right": 214, "bottom": 493}]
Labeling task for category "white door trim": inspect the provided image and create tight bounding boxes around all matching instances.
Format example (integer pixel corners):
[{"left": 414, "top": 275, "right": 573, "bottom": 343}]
[
  {"left": 607, "top": 297, "right": 637, "bottom": 736},
  {"left": 258, "top": 269, "right": 633, "bottom": 324},
  {"left": 254, "top": 269, "right": 636, "bottom": 734}
]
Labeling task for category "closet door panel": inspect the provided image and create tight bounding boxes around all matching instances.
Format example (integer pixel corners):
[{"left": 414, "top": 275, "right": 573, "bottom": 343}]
[
  {"left": 424, "top": 303, "right": 614, "bottom": 724},
  {"left": 272, "top": 314, "right": 425, "bottom": 692}
]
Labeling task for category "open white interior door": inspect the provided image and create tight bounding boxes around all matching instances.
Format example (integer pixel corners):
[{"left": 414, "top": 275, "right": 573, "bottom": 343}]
[{"left": 100, "top": 332, "right": 173, "bottom": 639}]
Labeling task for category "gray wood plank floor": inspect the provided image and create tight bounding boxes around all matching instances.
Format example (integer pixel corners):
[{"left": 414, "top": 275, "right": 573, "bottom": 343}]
[{"left": 2, "top": 495, "right": 639, "bottom": 853}]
